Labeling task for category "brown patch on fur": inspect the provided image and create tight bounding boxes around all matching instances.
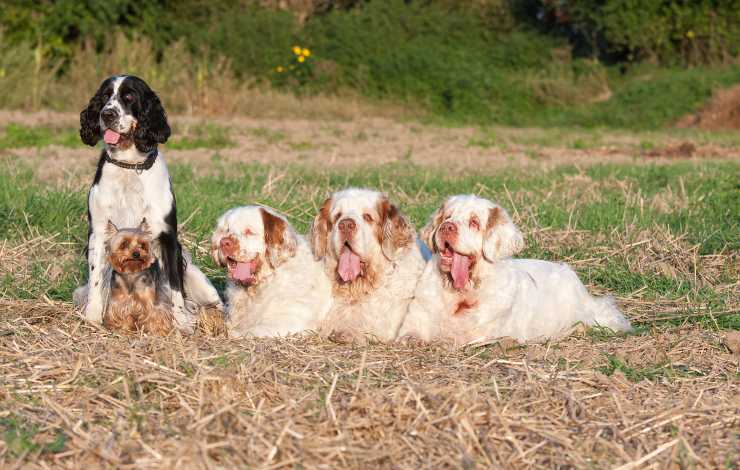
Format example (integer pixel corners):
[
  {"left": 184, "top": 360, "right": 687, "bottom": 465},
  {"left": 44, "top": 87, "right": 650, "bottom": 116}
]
[
  {"left": 310, "top": 197, "right": 333, "bottom": 260},
  {"left": 486, "top": 207, "right": 504, "bottom": 232},
  {"left": 421, "top": 200, "right": 448, "bottom": 252},
  {"left": 373, "top": 197, "right": 391, "bottom": 245},
  {"left": 376, "top": 196, "right": 414, "bottom": 260},
  {"left": 261, "top": 208, "right": 288, "bottom": 248},
  {"left": 486, "top": 207, "right": 504, "bottom": 255},
  {"left": 454, "top": 299, "right": 478, "bottom": 316},
  {"left": 260, "top": 207, "right": 296, "bottom": 267}
]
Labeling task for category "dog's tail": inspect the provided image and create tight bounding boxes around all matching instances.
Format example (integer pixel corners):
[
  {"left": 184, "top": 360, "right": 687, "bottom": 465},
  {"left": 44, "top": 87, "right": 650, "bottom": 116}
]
[{"left": 587, "top": 295, "right": 632, "bottom": 332}]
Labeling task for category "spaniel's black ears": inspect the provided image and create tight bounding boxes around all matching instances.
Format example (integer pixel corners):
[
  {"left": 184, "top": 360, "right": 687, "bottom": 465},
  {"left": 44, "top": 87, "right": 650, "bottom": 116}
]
[
  {"left": 133, "top": 86, "right": 170, "bottom": 153},
  {"left": 79, "top": 79, "right": 111, "bottom": 147}
]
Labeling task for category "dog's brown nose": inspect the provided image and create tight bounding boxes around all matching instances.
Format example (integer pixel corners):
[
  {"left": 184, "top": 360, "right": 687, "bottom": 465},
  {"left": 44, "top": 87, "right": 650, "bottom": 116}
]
[
  {"left": 338, "top": 218, "right": 356, "bottom": 239},
  {"left": 439, "top": 222, "right": 457, "bottom": 236}
]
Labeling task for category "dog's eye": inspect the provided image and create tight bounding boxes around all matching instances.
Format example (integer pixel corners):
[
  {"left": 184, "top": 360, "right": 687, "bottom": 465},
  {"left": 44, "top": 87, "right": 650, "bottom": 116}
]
[
  {"left": 119, "top": 240, "right": 129, "bottom": 249},
  {"left": 333, "top": 212, "right": 342, "bottom": 223},
  {"left": 123, "top": 93, "right": 135, "bottom": 103},
  {"left": 469, "top": 217, "right": 480, "bottom": 230},
  {"left": 363, "top": 213, "right": 373, "bottom": 223}
]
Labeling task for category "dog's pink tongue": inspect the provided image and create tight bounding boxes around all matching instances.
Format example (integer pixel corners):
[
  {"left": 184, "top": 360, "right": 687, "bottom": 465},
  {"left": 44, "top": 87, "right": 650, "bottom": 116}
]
[
  {"left": 104, "top": 129, "right": 121, "bottom": 144},
  {"left": 232, "top": 262, "right": 254, "bottom": 284},
  {"left": 338, "top": 247, "right": 362, "bottom": 282},
  {"left": 451, "top": 252, "right": 471, "bottom": 290}
]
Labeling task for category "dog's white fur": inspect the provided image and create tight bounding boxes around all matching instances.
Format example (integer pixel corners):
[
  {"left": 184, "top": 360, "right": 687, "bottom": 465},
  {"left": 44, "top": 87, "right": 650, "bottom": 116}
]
[
  {"left": 310, "top": 188, "right": 425, "bottom": 342},
  {"left": 212, "top": 206, "right": 331, "bottom": 337},
  {"left": 399, "top": 195, "right": 632, "bottom": 345}
]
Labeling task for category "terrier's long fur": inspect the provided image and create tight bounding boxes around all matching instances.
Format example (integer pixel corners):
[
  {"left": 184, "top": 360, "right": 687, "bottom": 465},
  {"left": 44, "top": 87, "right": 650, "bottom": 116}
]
[{"left": 103, "top": 219, "right": 175, "bottom": 336}]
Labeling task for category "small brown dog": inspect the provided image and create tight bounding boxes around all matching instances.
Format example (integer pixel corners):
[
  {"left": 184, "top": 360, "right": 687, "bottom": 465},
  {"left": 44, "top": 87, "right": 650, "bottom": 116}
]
[{"left": 104, "top": 219, "right": 175, "bottom": 335}]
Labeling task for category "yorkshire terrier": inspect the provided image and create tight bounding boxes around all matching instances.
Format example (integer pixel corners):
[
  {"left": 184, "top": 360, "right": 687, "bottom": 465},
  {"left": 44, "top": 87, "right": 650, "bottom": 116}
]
[{"left": 104, "top": 219, "right": 175, "bottom": 336}]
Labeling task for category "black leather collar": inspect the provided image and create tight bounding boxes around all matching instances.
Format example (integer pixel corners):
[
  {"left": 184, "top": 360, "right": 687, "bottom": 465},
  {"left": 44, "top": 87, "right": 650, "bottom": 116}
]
[{"left": 104, "top": 149, "right": 158, "bottom": 173}]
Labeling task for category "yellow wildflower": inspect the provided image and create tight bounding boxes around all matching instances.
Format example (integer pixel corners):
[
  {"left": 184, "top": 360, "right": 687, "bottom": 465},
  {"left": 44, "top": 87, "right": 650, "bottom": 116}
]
[
  {"left": 686, "top": 30, "right": 695, "bottom": 39},
  {"left": 293, "top": 46, "right": 302, "bottom": 55},
  {"left": 276, "top": 66, "right": 285, "bottom": 73},
  {"left": 298, "top": 56, "right": 305, "bottom": 63},
  {"left": 302, "top": 48, "right": 311, "bottom": 57}
]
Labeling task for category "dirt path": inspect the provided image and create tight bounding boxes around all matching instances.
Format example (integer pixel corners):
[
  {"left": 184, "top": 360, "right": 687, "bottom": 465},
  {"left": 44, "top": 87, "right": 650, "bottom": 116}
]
[{"left": 2, "top": 111, "right": 738, "bottom": 183}]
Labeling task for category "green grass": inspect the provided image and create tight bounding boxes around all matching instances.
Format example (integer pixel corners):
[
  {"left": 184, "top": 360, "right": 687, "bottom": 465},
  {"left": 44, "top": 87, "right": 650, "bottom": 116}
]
[
  {"left": 597, "top": 354, "right": 706, "bottom": 383},
  {"left": 249, "top": 127, "right": 286, "bottom": 144},
  {"left": 166, "top": 123, "right": 234, "bottom": 150},
  {"left": 0, "top": 157, "right": 737, "bottom": 328},
  {"left": 1, "top": 417, "right": 67, "bottom": 457},
  {"left": 531, "top": 65, "right": 740, "bottom": 129},
  {"left": 0, "top": 123, "right": 81, "bottom": 150}
]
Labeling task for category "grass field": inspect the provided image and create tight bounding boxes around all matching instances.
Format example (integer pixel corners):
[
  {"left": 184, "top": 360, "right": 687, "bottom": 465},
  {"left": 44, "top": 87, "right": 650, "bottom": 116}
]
[{"left": 0, "top": 113, "right": 738, "bottom": 468}]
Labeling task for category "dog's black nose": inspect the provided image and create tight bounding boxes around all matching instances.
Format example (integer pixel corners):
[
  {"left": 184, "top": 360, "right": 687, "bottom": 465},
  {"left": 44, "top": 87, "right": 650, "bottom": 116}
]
[
  {"left": 101, "top": 108, "right": 117, "bottom": 125},
  {"left": 132, "top": 251, "right": 140, "bottom": 259}
]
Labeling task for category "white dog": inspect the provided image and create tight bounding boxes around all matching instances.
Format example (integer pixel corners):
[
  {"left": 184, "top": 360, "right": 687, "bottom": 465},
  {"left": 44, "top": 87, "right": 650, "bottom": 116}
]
[
  {"left": 212, "top": 205, "right": 332, "bottom": 338},
  {"left": 310, "top": 188, "right": 425, "bottom": 342},
  {"left": 398, "top": 195, "right": 631, "bottom": 345}
]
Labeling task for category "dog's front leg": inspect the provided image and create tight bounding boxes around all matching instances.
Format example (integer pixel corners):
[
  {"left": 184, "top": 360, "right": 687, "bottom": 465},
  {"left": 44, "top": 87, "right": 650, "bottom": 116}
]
[{"left": 82, "top": 231, "right": 108, "bottom": 323}]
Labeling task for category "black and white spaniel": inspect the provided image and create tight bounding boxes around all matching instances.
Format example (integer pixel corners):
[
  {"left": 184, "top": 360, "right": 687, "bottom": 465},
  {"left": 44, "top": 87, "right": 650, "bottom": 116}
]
[{"left": 73, "top": 75, "right": 222, "bottom": 333}]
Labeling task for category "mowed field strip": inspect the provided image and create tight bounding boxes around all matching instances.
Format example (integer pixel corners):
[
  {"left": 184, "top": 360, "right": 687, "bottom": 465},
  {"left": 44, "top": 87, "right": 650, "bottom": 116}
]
[{"left": 0, "top": 112, "right": 738, "bottom": 468}]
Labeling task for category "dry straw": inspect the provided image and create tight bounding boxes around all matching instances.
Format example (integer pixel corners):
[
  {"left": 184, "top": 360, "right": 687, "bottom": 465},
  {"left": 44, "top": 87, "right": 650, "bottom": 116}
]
[{"left": 0, "top": 298, "right": 737, "bottom": 468}]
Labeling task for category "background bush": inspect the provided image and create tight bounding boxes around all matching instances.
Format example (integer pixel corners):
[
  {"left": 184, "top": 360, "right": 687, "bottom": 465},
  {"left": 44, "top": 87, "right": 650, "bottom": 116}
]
[{"left": 0, "top": 0, "right": 737, "bottom": 127}]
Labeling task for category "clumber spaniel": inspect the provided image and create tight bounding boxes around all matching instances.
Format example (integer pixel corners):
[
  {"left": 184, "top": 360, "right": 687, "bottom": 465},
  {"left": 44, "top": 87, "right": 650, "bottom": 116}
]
[
  {"left": 310, "top": 188, "right": 425, "bottom": 342},
  {"left": 398, "top": 195, "right": 632, "bottom": 345},
  {"left": 212, "top": 205, "right": 332, "bottom": 337}
]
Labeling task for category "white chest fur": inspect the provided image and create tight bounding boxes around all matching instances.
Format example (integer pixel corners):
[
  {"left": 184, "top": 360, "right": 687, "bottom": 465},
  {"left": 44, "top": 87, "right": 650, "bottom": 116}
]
[{"left": 89, "top": 156, "right": 174, "bottom": 235}]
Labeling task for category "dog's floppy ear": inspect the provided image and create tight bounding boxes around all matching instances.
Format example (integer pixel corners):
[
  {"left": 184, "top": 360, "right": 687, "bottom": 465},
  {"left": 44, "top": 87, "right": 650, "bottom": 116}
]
[
  {"left": 420, "top": 199, "right": 447, "bottom": 253},
  {"left": 482, "top": 206, "right": 524, "bottom": 262},
  {"left": 377, "top": 196, "right": 414, "bottom": 261},
  {"left": 260, "top": 207, "right": 297, "bottom": 268},
  {"left": 309, "top": 197, "right": 332, "bottom": 260},
  {"left": 210, "top": 214, "right": 229, "bottom": 267},
  {"left": 133, "top": 81, "right": 170, "bottom": 153},
  {"left": 79, "top": 78, "right": 111, "bottom": 146}
]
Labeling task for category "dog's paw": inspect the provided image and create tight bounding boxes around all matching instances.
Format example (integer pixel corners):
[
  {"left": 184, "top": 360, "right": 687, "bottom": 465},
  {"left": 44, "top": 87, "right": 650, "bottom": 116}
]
[
  {"left": 328, "top": 330, "right": 356, "bottom": 344},
  {"left": 82, "top": 302, "right": 104, "bottom": 324},
  {"left": 176, "top": 319, "right": 196, "bottom": 336}
]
